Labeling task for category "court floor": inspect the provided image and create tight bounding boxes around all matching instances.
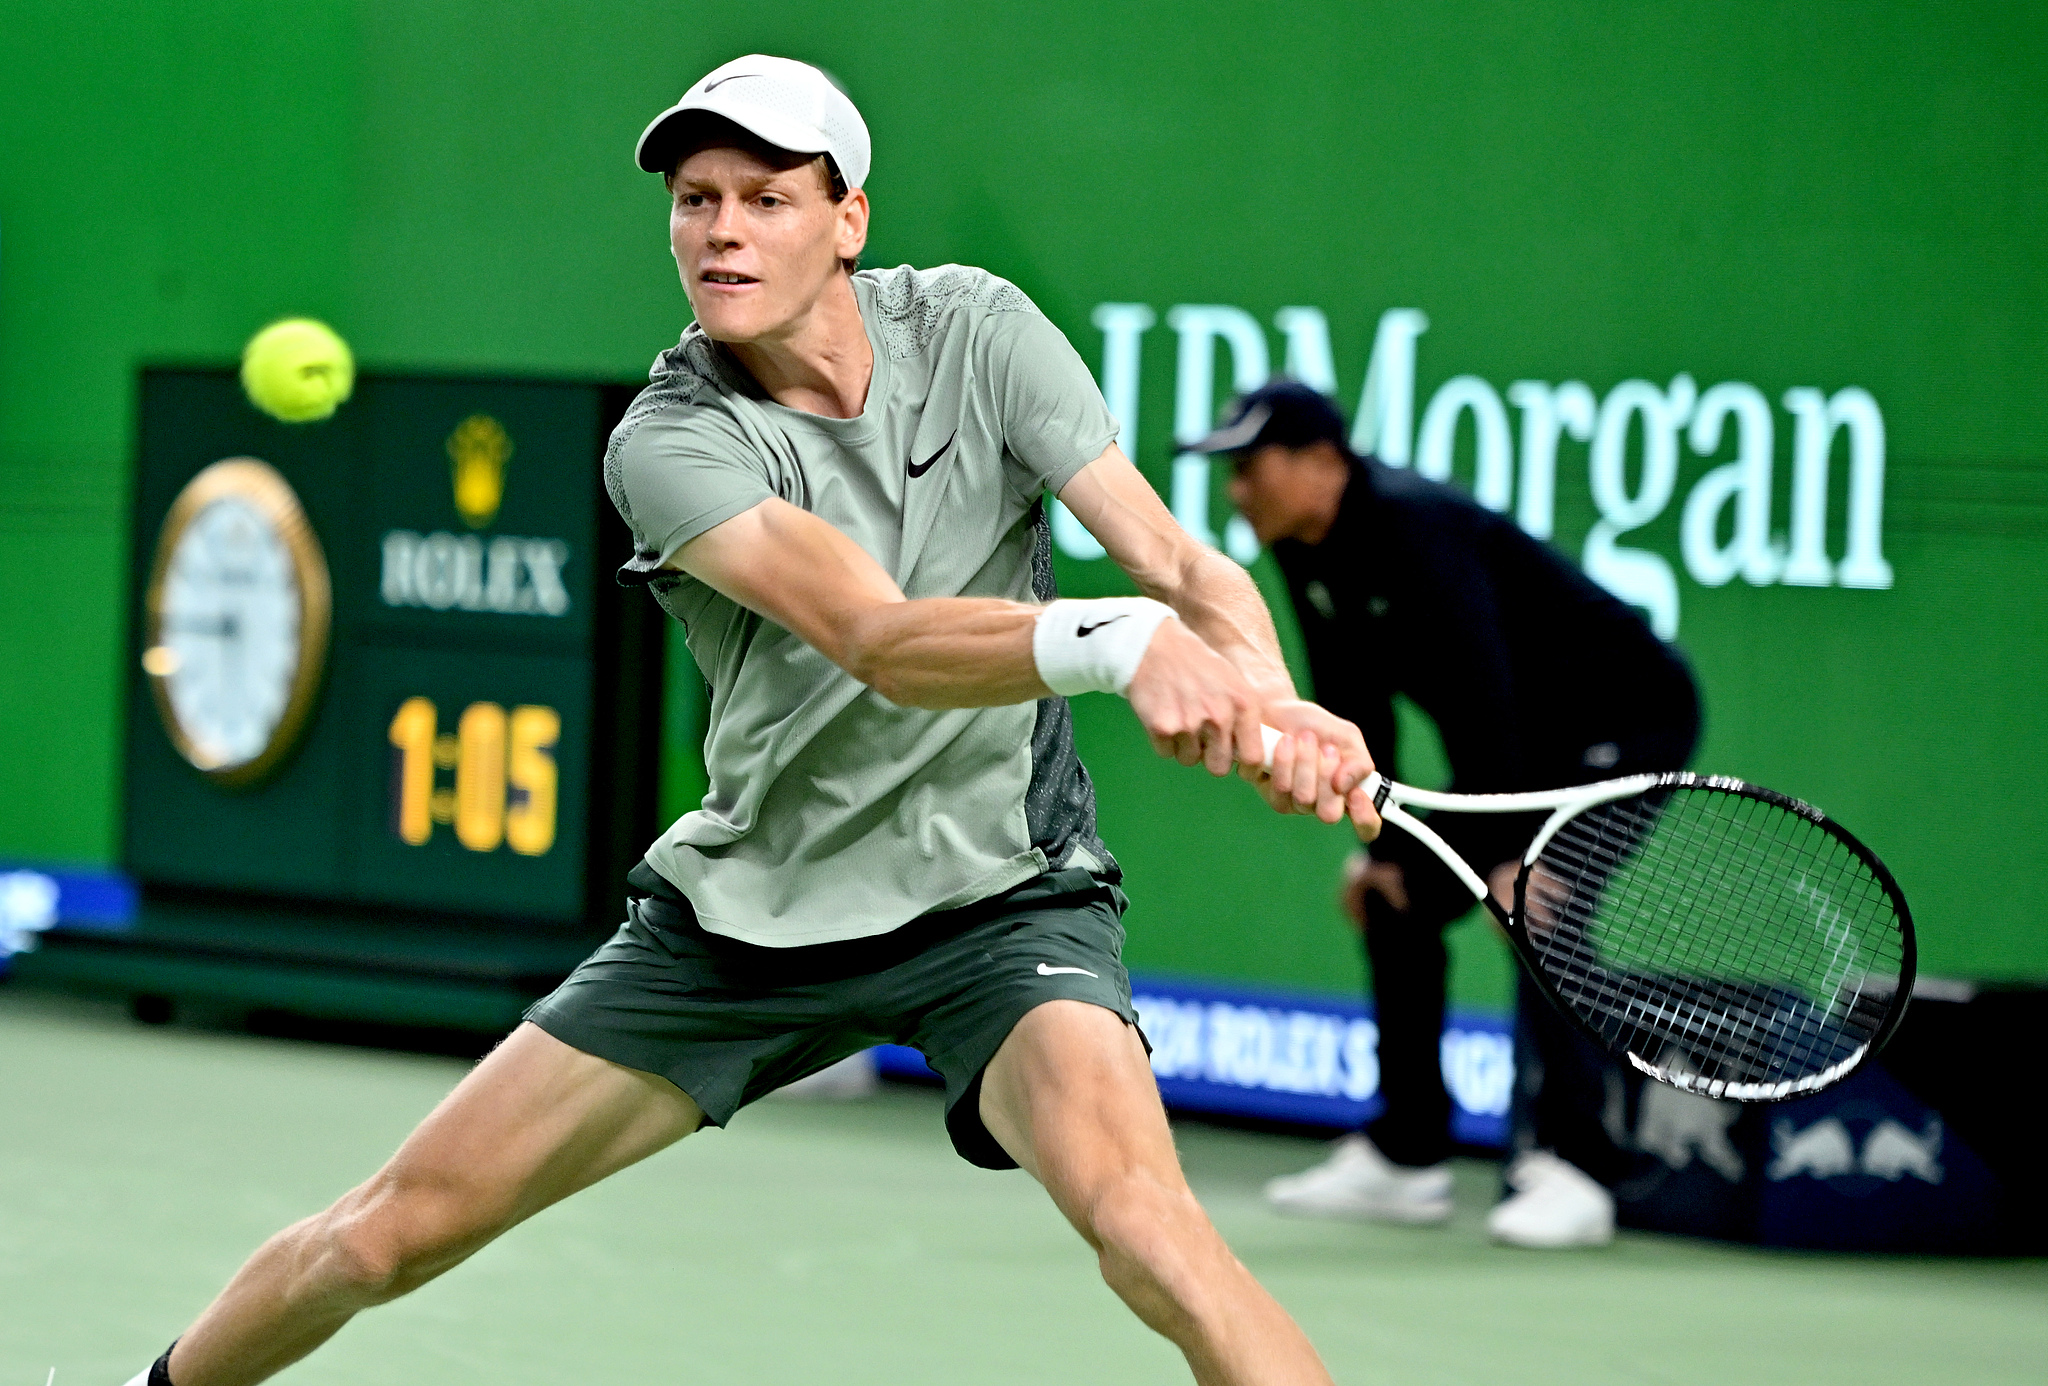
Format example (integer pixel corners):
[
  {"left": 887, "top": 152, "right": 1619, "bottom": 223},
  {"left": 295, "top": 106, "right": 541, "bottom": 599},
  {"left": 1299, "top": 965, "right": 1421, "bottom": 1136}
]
[{"left": 3, "top": 987, "right": 2042, "bottom": 1386}]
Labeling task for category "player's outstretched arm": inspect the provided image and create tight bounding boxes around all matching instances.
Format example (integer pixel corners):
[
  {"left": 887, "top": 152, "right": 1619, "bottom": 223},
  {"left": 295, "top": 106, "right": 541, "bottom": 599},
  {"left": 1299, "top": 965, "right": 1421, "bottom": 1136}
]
[
  {"left": 672, "top": 482, "right": 1379, "bottom": 835},
  {"left": 670, "top": 496, "right": 1052, "bottom": 707},
  {"left": 1057, "top": 447, "right": 1380, "bottom": 834},
  {"left": 673, "top": 498, "right": 1284, "bottom": 750}
]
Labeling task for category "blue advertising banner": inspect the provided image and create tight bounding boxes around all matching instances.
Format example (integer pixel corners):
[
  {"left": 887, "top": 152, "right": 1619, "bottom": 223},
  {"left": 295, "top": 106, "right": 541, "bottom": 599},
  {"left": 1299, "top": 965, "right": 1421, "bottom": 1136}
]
[
  {"left": 876, "top": 972, "right": 1515, "bottom": 1148},
  {"left": 0, "top": 863, "right": 136, "bottom": 964}
]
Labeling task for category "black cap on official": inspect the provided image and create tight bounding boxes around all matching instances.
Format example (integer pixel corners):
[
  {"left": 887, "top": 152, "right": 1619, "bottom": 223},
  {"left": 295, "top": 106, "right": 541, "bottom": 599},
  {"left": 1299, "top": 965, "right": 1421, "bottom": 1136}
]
[{"left": 1188, "top": 380, "right": 1351, "bottom": 457}]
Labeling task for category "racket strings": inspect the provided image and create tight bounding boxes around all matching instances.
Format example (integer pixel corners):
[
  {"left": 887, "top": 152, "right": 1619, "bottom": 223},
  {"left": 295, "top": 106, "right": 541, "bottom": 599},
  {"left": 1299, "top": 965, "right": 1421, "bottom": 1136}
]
[
  {"left": 1537, "top": 800, "right": 1892, "bottom": 1086},
  {"left": 1539, "top": 806, "right": 1881, "bottom": 1082},
  {"left": 1523, "top": 785, "right": 1906, "bottom": 1096}
]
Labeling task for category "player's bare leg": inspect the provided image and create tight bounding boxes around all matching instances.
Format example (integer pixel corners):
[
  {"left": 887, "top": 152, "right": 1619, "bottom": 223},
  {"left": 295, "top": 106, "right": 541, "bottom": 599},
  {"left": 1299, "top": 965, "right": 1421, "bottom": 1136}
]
[
  {"left": 979, "top": 1001, "right": 1336, "bottom": 1386},
  {"left": 165, "top": 1023, "right": 702, "bottom": 1386}
]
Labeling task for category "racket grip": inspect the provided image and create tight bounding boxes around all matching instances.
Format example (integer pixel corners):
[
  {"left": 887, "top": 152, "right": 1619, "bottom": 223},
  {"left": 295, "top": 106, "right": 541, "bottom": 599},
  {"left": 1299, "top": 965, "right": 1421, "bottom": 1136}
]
[{"left": 1257, "top": 724, "right": 1388, "bottom": 806}]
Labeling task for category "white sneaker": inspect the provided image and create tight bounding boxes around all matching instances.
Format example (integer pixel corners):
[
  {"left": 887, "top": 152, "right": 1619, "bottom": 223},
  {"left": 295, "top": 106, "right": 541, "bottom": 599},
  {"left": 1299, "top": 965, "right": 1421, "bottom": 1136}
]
[
  {"left": 1263, "top": 1134, "right": 1454, "bottom": 1224},
  {"left": 1486, "top": 1151, "right": 1615, "bottom": 1248}
]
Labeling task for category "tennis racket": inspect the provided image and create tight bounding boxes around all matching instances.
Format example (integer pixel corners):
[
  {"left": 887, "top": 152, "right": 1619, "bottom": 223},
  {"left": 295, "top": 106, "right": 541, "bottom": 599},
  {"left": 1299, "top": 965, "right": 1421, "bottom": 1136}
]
[{"left": 1257, "top": 727, "right": 1915, "bottom": 1102}]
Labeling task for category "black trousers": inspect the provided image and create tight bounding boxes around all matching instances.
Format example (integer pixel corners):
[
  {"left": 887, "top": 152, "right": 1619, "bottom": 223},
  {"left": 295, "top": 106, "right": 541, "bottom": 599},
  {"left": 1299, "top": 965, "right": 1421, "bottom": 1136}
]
[{"left": 1361, "top": 722, "right": 1698, "bottom": 1180}]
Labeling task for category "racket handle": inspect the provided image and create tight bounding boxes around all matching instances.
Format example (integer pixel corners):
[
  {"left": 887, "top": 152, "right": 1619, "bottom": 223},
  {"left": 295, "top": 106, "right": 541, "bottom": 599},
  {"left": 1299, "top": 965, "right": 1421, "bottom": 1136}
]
[{"left": 1257, "top": 724, "right": 1388, "bottom": 806}]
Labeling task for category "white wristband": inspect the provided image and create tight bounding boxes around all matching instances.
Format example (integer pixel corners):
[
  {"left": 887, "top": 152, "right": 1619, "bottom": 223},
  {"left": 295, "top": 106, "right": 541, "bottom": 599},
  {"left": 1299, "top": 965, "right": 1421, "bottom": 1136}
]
[{"left": 1032, "top": 597, "right": 1176, "bottom": 697}]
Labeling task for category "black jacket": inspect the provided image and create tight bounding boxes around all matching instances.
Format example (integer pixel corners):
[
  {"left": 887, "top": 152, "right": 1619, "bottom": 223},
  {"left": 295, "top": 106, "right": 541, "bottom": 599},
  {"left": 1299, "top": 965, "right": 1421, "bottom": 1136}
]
[{"left": 1272, "top": 457, "right": 1700, "bottom": 889}]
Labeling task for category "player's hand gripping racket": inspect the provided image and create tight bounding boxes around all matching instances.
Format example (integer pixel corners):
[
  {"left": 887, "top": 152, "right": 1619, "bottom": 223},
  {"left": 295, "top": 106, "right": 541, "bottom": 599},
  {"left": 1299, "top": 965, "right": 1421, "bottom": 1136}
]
[{"left": 1258, "top": 727, "right": 1915, "bottom": 1101}]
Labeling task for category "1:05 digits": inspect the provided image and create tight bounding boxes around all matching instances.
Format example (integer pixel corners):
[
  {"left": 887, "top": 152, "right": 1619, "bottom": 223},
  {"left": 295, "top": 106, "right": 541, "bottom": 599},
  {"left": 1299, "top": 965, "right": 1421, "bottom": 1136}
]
[{"left": 388, "top": 697, "right": 559, "bottom": 855}]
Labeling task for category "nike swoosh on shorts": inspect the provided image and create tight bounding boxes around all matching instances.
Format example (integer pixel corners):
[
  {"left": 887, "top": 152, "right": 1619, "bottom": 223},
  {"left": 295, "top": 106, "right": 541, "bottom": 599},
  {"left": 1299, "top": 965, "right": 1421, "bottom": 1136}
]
[{"left": 1036, "top": 963, "right": 1099, "bottom": 978}]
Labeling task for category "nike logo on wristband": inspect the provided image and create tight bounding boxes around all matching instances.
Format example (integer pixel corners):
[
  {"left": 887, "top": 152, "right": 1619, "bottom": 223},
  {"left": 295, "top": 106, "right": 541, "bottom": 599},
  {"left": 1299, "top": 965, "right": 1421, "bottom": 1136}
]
[
  {"left": 1037, "top": 963, "right": 1099, "bottom": 978},
  {"left": 1076, "top": 616, "right": 1126, "bottom": 637},
  {"left": 908, "top": 432, "right": 956, "bottom": 478}
]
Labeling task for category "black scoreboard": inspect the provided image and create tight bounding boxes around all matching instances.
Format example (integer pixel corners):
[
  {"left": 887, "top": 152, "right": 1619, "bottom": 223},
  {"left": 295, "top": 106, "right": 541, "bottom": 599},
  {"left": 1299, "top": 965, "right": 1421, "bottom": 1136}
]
[{"left": 44, "top": 369, "right": 665, "bottom": 1029}]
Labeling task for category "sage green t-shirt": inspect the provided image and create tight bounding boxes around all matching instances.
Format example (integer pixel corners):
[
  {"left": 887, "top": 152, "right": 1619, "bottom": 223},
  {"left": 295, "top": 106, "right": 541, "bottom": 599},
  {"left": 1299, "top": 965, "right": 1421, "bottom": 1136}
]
[{"left": 606, "top": 264, "right": 1122, "bottom": 946}]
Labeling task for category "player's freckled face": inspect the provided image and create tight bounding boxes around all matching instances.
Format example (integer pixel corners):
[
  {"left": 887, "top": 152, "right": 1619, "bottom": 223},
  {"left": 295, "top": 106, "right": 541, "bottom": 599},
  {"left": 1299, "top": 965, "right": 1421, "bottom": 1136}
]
[{"left": 668, "top": 146, "right": 866, "bottom": 344}]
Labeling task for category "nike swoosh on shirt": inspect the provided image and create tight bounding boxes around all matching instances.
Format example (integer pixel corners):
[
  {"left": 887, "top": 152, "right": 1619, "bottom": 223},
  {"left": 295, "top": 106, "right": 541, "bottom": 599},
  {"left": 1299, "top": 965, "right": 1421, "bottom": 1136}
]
[
  {"left": 1075, "top": 615, "right": 1126, "bottom": 637},
  {"left": 1036, "top": 963, "right": 1099, "bottom": 978},
  {"left": 907, "top": 432, "right": 956, "bottom": 478}
]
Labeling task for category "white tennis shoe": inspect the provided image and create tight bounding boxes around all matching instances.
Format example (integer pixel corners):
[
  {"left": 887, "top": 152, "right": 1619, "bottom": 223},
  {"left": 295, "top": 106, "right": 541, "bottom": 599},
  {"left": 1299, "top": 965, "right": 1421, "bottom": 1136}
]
[
  {"left": 1486, "top": 1150, "right": 1615, "bottom": 1248},
  {"left": 1262, "top": 1134, "right": 1454, "bottom": 1224}
]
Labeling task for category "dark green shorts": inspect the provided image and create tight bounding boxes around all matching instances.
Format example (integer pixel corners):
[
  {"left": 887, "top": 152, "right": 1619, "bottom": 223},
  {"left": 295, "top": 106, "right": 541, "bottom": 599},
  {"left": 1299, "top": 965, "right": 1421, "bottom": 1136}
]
[{"left": 524, "top": 867, "right": 1137, "bottom": 1169}]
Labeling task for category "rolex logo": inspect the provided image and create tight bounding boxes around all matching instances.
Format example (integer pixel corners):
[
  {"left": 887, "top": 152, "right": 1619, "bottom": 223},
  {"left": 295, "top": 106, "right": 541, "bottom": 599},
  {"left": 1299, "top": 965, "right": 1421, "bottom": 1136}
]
[{"left": 448, "top": 414, "right": 512, "bottom": 530}]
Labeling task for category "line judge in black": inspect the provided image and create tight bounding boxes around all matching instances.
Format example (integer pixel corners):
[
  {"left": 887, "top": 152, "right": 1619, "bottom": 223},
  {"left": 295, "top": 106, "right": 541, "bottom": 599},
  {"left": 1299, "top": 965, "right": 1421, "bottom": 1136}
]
[{"left": 1195, "top": 382, "right": 1700, "bottom": 1248}]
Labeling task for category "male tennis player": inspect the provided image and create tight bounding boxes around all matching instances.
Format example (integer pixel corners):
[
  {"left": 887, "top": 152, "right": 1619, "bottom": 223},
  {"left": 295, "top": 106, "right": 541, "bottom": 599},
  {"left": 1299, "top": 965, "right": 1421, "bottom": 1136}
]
[
  {"left": 122, "top": 56, "right": 1379, "bottom": 1386},
  {"left": 1201, "top": 381, "right": 1700, "bottom": 1249}
]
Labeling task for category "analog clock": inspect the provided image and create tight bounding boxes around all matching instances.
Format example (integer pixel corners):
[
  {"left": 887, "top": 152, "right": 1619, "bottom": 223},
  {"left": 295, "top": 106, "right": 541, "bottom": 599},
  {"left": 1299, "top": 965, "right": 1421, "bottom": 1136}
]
[{"left": 142, "top": 458, "right": 331, "bottom": 786}]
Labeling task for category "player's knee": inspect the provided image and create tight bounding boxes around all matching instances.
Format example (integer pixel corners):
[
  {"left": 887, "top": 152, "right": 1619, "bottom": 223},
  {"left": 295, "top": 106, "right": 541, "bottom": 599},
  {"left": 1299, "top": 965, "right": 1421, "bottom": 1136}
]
[
  {"left": 317, "top": 1214, "right": 405, "bottom": 1301},
  {"left": 319, "top": 1172, "right": 513, "bottom": 1303},
  {"left": 1085, "top": 1167, "right": 1208, "bottom": 1266},
  {"left": 1085, "top": 1170, "right": 1231, "bottom": 1327}
]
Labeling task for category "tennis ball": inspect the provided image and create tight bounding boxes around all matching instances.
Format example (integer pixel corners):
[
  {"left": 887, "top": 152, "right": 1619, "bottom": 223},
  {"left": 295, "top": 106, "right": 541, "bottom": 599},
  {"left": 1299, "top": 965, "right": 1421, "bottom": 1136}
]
[{"left": 240, "top": 317, "right": 355, "bottom": 423}]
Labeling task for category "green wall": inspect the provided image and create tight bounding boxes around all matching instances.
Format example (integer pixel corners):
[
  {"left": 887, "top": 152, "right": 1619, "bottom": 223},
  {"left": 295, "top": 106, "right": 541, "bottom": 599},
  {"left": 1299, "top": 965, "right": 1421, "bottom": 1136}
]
[{"left": 3, "top": 2, "right": 2043, "bottom": 1004}]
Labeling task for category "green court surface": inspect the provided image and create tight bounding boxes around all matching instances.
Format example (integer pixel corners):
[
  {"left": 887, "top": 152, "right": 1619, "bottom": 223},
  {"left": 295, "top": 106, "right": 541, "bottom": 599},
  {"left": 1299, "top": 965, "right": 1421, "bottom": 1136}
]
[{"left": 3, "top": 989, "right": 2042, "bottom": 1386}]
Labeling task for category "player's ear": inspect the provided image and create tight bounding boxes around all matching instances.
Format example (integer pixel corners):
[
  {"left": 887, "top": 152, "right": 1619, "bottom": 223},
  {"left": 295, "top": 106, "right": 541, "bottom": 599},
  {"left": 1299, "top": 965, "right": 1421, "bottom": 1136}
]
[{"left": 836, "top": 188, "right": 869, "bottom": 267}]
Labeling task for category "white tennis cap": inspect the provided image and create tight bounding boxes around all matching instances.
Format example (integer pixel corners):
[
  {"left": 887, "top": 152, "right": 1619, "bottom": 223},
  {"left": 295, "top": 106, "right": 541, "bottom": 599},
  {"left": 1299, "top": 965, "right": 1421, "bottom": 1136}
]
[{"left": 635, "top": 55, "right": 871, "bottom": 190}]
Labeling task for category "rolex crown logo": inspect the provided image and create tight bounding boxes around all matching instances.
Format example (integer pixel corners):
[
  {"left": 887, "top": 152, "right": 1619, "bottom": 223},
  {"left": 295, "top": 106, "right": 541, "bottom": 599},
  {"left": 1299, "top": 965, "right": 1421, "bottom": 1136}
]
[{"left": 448, "top": 414, "right": 512, "bottom": 529}]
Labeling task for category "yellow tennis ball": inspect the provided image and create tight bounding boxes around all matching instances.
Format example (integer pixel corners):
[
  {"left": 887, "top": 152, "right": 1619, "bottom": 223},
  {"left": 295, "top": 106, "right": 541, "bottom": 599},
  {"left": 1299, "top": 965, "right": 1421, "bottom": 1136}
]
[{"left": 240, "top": 317, "right": 355, "bottom": 423}]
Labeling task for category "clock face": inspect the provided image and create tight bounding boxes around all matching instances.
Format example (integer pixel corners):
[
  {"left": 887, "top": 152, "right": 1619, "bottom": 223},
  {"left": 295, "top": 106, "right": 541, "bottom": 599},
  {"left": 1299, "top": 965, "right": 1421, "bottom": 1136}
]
[{"left": 144, "top": 459, "right": 330, "bottom": 785}]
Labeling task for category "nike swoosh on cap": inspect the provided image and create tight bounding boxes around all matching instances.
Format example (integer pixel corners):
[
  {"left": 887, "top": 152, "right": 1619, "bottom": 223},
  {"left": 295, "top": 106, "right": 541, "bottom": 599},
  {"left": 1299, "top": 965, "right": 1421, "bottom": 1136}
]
[
  {"left": 1036, "top": 963, "right": 1099, "bottom": 978},
  {"left": 908, "top": 431, "right": 956, "bottom": 478},
  {"left": 702, "top": 72, "right": 756, "bottom": 91}
]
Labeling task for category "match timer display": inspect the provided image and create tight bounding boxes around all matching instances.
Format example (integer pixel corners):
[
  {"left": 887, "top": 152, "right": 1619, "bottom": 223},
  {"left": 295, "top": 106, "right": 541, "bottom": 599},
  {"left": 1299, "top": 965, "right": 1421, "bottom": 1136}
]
[
  {"left": 124, "top": 370, "right": 661, "bottom": 940},
  {"left": 387, "top": 696, "right": 560, "bottom": 856}
]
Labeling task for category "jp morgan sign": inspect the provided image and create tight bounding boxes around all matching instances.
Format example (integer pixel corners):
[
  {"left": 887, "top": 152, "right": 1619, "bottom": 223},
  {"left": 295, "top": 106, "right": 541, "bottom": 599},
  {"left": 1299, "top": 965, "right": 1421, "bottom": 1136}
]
[{"left": 1058, "top": 304, "right": 1894, "bottom": 639}]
